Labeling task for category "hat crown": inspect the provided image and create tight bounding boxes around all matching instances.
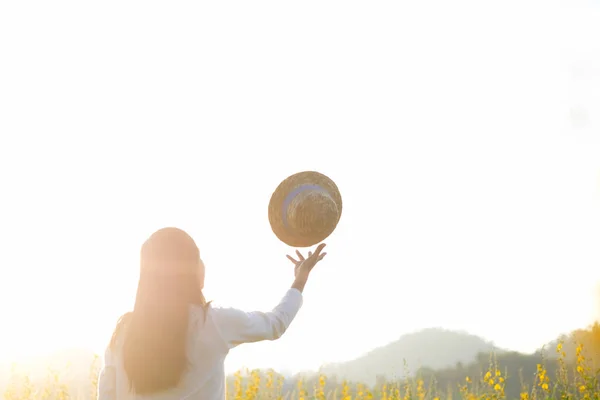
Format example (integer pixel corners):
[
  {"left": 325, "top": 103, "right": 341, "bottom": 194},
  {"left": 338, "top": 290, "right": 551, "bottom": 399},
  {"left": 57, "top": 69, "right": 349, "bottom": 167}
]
[{"left": 286, "top": 190, "right": 339, "bottom": 238}]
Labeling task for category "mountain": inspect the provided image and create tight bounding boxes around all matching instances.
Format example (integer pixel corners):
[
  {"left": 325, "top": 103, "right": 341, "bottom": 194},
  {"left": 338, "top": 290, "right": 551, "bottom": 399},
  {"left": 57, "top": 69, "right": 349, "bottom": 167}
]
[
  {"left": 318, "top": 328, "right": 501, "bottom": 385},
  {"left": 540, "top": 322, "right": 600, "bottom": 364}
]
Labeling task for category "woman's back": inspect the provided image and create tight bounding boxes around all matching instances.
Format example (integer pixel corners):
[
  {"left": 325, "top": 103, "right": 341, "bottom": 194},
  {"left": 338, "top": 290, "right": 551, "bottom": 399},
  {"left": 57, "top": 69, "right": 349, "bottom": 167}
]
[{"left": 99, "top": 288, "right": 304, "bottom": 400}]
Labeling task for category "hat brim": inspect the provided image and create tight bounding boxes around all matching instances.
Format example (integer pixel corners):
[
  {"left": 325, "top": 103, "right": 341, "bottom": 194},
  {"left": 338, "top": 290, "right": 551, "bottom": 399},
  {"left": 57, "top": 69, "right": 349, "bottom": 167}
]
[{"left": 268, "top": 171, "right": 342, "bottom": 248}]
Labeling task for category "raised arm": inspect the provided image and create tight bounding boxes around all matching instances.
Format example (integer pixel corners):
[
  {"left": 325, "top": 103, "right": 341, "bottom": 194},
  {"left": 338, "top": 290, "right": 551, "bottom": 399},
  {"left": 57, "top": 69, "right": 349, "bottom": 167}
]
[{"left": 214, "top": 244, "right": 327, "bottom": 349}]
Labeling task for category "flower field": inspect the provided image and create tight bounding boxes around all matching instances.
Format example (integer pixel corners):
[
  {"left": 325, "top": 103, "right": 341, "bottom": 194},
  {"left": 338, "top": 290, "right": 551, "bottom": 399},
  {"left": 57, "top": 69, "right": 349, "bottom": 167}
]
[{"left": 2, "top": 341, "right": 599, "bottom": 400}]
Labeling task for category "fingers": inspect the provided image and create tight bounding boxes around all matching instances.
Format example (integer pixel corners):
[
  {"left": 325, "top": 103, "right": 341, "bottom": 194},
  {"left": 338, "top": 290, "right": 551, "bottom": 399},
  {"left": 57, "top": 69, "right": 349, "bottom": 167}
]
[
  {"left": 312, "top": 243, "right": 326, "bottom": 258},
  {"left": 304, "top": 244, "right": 327, "bottom": 266},
  {"left": 289, "top": 244, "right": 327, "bottom": 267}
]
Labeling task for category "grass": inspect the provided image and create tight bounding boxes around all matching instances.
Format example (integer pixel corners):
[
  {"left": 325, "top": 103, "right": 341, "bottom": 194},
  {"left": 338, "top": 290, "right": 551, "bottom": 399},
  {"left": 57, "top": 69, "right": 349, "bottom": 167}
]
[{"left": 2, "top": 342, "right": 599, "bottom": 400}]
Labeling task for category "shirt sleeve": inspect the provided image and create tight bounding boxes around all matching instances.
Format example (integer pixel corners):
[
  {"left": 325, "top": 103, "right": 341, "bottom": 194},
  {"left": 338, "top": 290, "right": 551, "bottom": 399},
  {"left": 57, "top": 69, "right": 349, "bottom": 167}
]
[
  {"left": 213, "top": 288, "right": 303, "bottom": 349},
  {"left": 97, "top": 347, "right": 116, "bottom": 400}
]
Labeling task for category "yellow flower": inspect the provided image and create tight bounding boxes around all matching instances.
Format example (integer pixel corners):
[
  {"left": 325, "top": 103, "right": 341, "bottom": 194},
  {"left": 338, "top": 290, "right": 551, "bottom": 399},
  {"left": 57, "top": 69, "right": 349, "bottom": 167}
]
[
  {"left": 494, "top": 384, "right": 502, "bottom": 392},
  {"left": 579, "top": 385, "right": 587, "bottom": 393},
  {"left": 266, "top": 370, "right": 274, "bottom": 389}
]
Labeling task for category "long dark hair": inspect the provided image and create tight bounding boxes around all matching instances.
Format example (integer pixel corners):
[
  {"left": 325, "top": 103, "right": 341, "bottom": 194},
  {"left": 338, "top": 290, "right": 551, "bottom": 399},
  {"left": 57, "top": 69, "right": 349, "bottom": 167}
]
[{"left": 110, "top": 227, "right": 208, "bottom": 395}]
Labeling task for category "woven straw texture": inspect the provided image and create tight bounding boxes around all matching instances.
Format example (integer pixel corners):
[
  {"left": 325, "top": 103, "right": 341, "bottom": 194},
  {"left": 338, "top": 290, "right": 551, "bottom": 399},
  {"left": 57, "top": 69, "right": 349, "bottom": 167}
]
[{"left": 268, "top": 171, "right": 342, "bottom": 248}]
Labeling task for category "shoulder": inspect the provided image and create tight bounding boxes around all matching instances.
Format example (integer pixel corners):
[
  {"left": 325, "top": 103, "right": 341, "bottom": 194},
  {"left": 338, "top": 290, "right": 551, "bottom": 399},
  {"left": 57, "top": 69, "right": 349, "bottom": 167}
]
[
  {"left": 186, "top": 303, "right": 243, "bottom": 350},
  {"left": 101, "top": 312, "right": 131, "bottom": 367},
  {"left": 109, "top": 312, "right": 133, "bottom": 350},
  {"left": 188, "top": 302, "right": 246, "bottom": 332},
  {"left": 209, "top": 305, "right": 249, "bottom": 327}
]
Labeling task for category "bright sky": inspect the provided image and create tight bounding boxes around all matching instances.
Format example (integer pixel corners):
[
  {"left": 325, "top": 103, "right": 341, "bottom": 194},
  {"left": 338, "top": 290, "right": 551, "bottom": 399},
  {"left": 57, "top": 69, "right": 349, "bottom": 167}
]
[{"left": 1, "top": 0, "right": 599, "bottom": 375}]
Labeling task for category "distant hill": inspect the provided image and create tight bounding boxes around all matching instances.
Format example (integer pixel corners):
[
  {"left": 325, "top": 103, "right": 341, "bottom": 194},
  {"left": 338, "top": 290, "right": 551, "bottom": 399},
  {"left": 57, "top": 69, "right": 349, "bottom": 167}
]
[
  {"left": 418, "top": 350, "right": 555, "bottom": 400},
  {"left": 540, "top": 322, "right": 600, "bottom": 365},
  {"left": 318, "top": 328, "right": 501, "bottom": 384}
]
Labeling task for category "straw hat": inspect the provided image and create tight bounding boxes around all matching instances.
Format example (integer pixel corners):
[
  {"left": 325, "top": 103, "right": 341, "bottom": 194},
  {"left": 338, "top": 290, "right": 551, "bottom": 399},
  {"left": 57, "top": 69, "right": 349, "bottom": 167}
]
[{"left": 268, "top": 171, "right": 342, "bottom": 248}]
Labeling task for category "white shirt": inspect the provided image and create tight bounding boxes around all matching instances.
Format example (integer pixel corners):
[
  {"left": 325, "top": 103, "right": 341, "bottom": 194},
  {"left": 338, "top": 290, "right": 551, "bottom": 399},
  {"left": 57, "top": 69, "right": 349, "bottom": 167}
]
[{"left": 98, "top": 288, "right": 303, "bottom": 400}]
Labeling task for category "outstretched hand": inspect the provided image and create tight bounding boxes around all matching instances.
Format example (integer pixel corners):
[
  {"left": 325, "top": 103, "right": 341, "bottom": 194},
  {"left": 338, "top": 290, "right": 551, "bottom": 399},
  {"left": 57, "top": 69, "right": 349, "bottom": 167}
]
[{"left": 286, "top": 243, "right": 327, "bottom": 279}]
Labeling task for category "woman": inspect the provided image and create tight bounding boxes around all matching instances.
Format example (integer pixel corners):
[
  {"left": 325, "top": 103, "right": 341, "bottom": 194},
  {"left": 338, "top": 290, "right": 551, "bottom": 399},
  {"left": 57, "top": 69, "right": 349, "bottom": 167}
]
[{"left": 98, "top": 227, "right": 326, "bottom": 400}]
